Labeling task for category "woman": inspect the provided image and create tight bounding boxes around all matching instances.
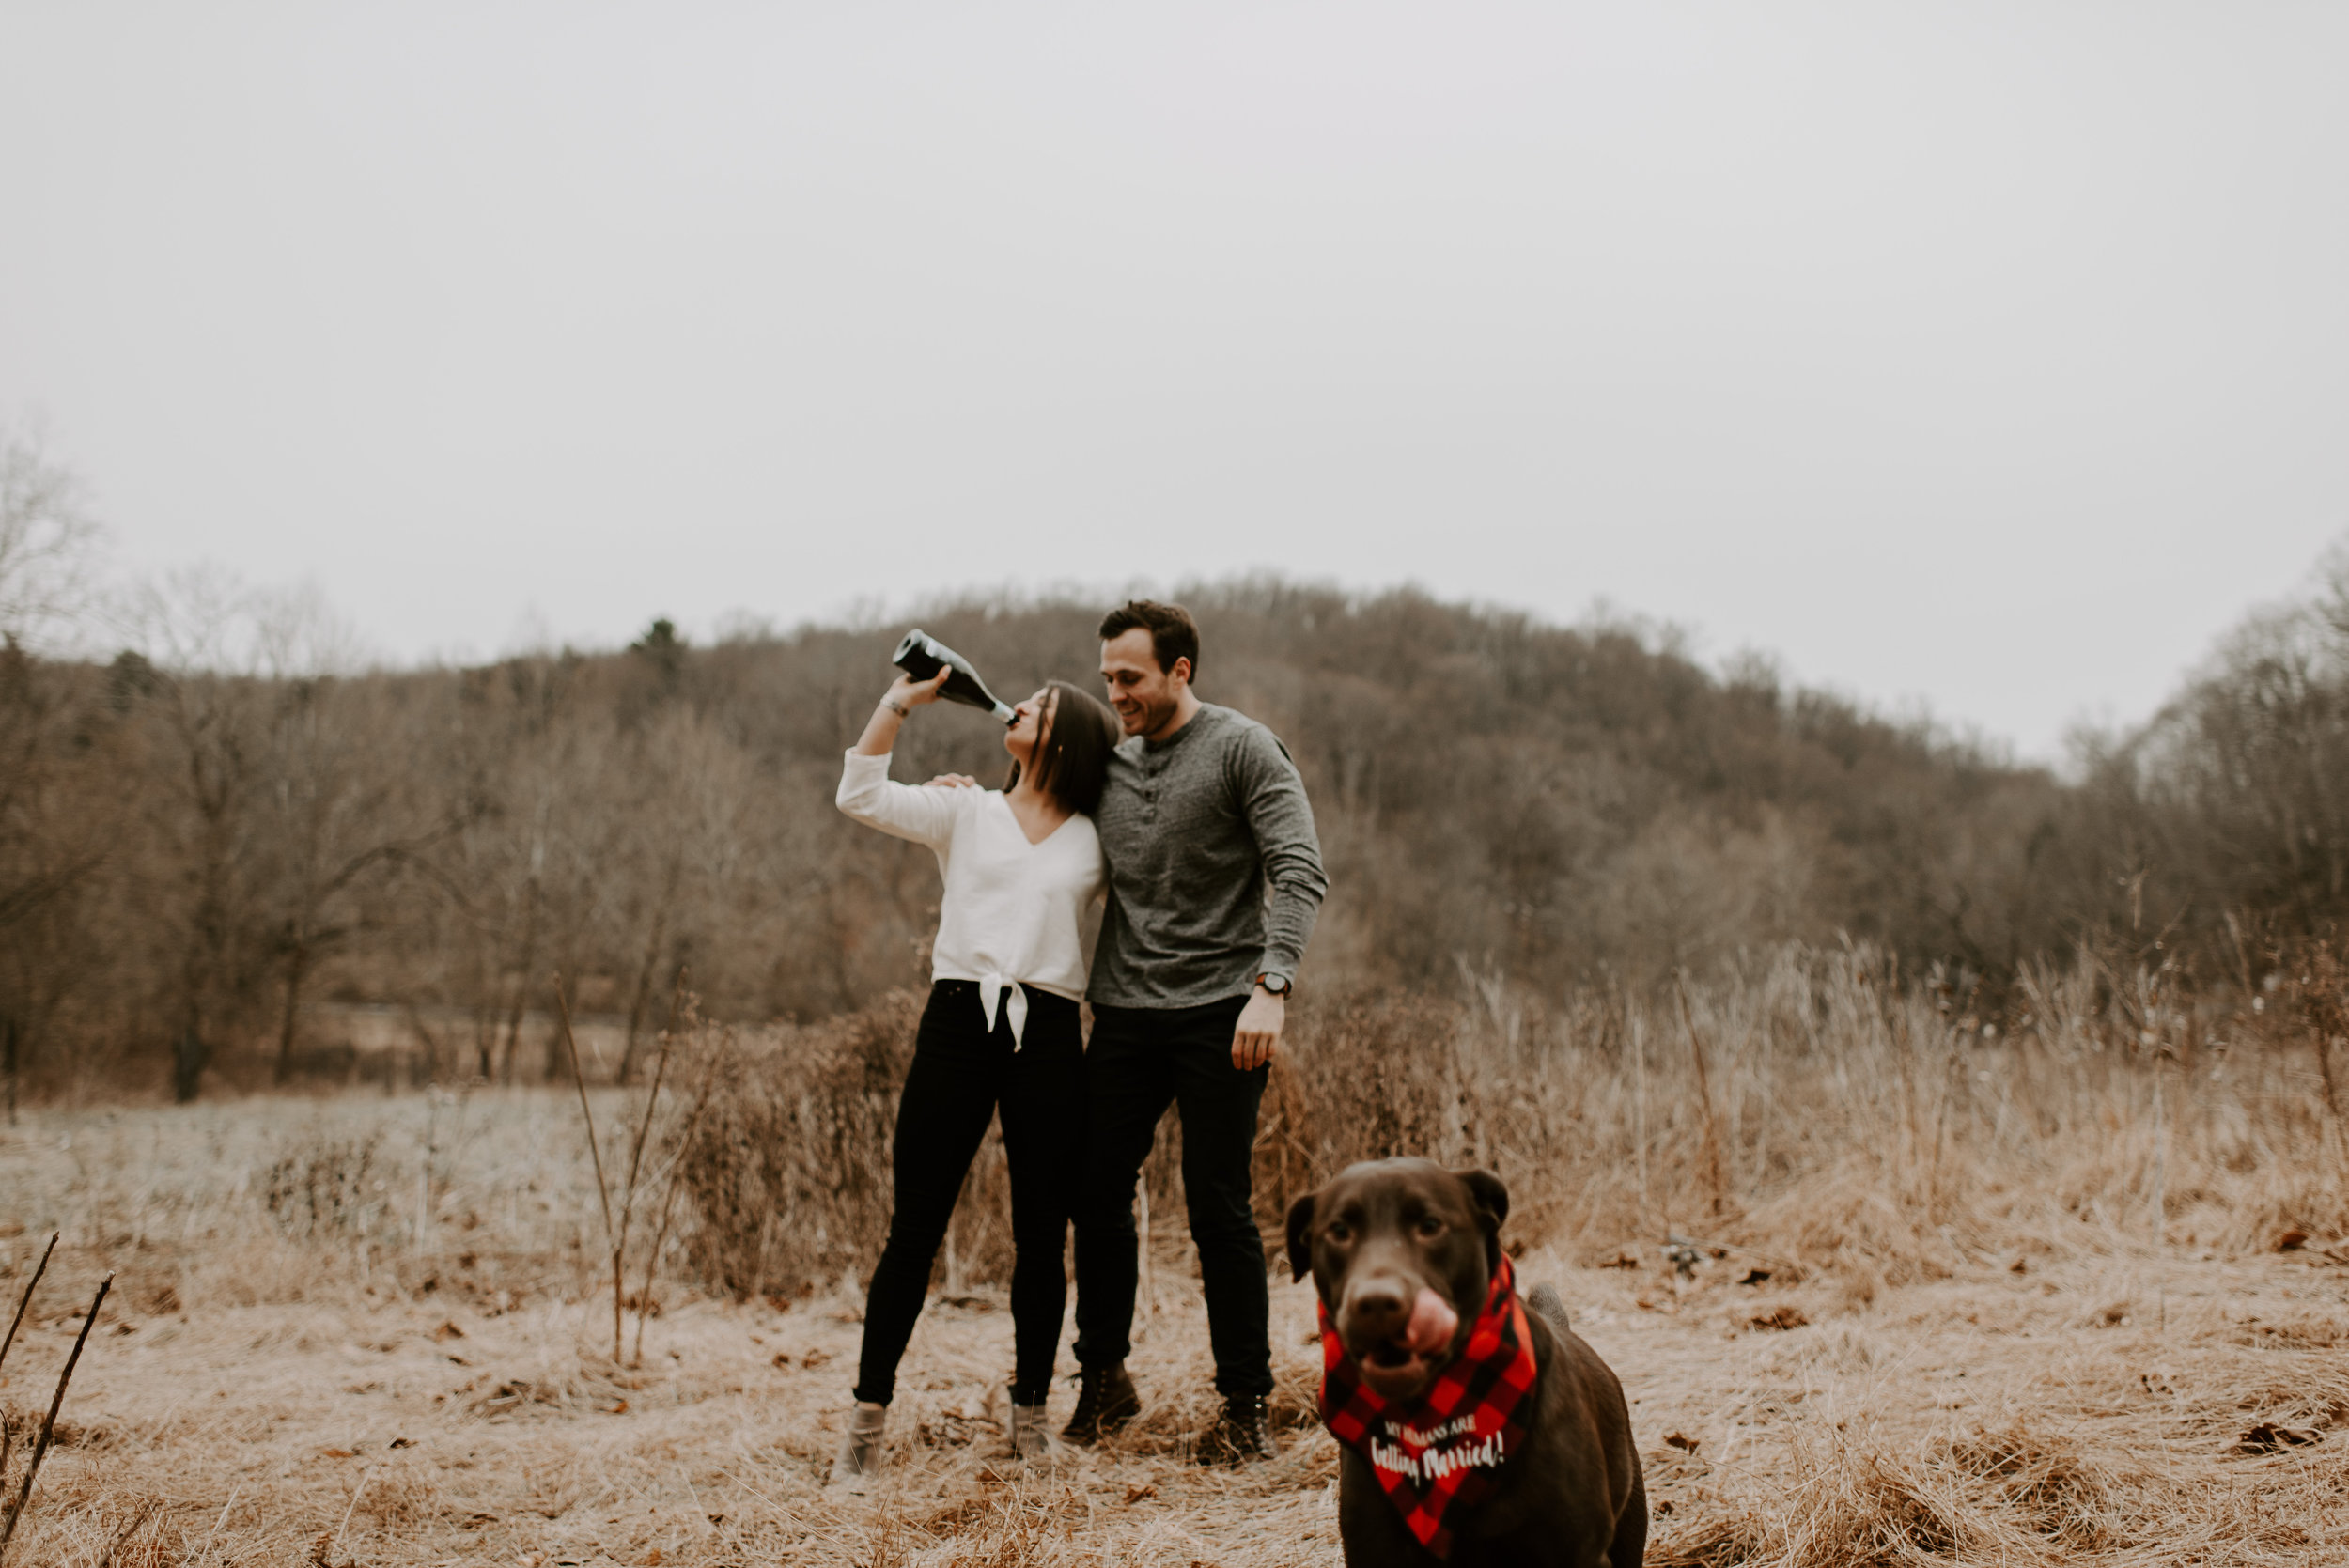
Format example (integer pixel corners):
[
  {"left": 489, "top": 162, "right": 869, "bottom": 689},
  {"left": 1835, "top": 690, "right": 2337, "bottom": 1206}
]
[{"left": 830, "top": 663, "right": 1121, "bottom": 1483}]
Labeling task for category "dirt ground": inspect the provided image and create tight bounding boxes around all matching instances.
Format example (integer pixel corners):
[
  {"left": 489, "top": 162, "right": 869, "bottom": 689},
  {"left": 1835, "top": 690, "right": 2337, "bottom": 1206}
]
[{"left": 6, "top": 1097, "right": 2349, "bottom": 1566}]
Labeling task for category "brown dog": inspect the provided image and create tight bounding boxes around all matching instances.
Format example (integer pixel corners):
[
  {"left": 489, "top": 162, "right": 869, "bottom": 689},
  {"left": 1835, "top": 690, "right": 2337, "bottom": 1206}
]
[{"left": 1287, "top": 1159, "right": 1645, "bottom": 1567}]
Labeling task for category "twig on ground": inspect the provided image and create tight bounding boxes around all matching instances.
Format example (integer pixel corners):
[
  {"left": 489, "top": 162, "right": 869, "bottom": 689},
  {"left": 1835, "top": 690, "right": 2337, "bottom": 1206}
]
[
  {"left": 94, "top": 1497, "right": 157, "bottom": 1568},
  {"left": 188, "top": 1481, "right": 242, "bottom": 1567},
  {"left": 0, "top": 1232, "right": 56, "bottom": 1374},
  {"left": 0, "top": 1269, "right": 111, "bottom": 1563},
  {"left": 321, "top": 1466, "right": 374, "bottom": 1566}
]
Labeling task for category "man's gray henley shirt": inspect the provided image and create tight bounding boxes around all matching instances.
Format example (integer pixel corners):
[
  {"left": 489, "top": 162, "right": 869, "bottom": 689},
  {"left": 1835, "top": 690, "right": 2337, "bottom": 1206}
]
[{"left": 1086, "top": 702, "right": 1329, "bottom": 1010}]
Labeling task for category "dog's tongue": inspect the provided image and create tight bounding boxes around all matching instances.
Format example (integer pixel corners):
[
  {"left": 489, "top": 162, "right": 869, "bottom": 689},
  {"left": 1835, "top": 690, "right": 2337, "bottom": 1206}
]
[{"left": 1402, "top": 1287, "right": 1458, "bottom": 1354}]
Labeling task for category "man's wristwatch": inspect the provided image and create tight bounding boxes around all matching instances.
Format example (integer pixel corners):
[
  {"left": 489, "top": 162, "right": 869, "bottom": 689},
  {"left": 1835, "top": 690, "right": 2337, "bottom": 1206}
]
[{"left": 1254, "top": 973, "right": 1292, "bottom": 998}]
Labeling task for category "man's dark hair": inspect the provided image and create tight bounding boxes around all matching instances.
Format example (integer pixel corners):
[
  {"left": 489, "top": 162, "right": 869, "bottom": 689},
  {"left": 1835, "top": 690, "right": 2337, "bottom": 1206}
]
[
  {"left": 1097, "top": 599, "right": 1201, "bottom": 679},
  {"left": 1006, "top": 681, "right": 1122, "bottom": 815}
]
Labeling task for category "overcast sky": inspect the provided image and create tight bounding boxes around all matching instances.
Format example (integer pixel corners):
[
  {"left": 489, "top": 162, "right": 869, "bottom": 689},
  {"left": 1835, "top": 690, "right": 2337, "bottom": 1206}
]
[{"left": 3, "top": 4, "right": 2344, "bottom": 760}]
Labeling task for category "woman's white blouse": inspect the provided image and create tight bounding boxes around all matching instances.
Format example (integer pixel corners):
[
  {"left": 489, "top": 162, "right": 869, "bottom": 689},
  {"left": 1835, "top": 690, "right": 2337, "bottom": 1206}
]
[{"left": 835, "top": 751, "right": 1105, "bottom": 1046}]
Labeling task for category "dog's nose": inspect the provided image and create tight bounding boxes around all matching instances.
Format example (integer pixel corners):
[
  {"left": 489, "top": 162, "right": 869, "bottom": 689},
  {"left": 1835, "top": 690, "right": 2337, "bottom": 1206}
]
[{"left": 1340, "top": 1278, "right": 1412, "bottom": 1342}]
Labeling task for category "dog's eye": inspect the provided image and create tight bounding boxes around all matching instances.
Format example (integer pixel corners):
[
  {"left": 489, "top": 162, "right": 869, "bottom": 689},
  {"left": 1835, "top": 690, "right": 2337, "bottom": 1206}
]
[
  {"left": 1415, "top": 1215, "right": 1446, "bottom": 1238},
  {"left": 1325, "top": 1221, "right": 1352, "bottom": 1244}
]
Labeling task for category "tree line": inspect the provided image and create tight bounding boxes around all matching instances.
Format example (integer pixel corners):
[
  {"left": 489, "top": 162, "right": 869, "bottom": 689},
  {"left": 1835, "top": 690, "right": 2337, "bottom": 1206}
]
[{"left": 3, "top": 439, "right": 2345, "bottom": 1101}]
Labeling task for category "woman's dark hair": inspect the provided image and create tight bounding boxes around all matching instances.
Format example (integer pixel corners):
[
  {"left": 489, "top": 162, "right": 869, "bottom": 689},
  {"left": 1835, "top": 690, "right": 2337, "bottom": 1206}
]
[{"left": 1005, "top": 680, "right": 1121, "bottom": 815}]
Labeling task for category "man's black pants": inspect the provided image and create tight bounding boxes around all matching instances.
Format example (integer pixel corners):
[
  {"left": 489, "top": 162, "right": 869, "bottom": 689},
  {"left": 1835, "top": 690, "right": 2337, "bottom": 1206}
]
[
  {"left": 1071, "top": 996, "right": 1272, "bottom": 1398},
  {"left": 854, "top": 980, "right": 1082, "bottom": 1406}
]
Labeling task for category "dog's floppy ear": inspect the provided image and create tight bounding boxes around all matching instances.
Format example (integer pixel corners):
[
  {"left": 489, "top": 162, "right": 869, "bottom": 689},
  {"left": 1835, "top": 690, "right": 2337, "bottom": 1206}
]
[
  {"left": 1454, "top": 1169, "right": 1510, "bottom": 1271},
  {"left": 1284, "top": 1189, "right": 1321, "bottom": 1283}
]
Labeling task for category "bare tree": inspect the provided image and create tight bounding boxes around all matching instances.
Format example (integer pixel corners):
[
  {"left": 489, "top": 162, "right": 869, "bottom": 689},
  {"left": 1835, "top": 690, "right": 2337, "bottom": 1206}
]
[
  {"left": 117, "top": 570, "right": 394, "bottom": 1098},
  {"left": 0, "top": 645, "right": 135, "bottom": 1113},
  {"left": 257, "top": 673, "right": 470, "bottom": 1082},
  {"left": 0, "top": 419, "right": 105, "bottom": 654}
]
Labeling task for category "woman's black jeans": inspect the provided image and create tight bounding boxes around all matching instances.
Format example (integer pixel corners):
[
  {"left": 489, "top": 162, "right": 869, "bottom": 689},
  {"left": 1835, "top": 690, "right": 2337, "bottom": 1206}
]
[{"left": 853, "top": 980, "right": 1083, "bottom": 1406}]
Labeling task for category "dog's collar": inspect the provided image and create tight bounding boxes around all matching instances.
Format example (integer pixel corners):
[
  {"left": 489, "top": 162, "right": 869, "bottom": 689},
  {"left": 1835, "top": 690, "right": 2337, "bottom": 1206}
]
[{"left": 1317, "top": 1253, "right": 1538, "bottom": 1560}]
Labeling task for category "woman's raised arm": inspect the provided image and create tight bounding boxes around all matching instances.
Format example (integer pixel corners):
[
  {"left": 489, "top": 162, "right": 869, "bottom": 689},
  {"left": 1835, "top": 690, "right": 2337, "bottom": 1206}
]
[
  {"left": 852, "top": 668, "right": 951, "bottom": 756},
  {"left": 837, "top": 669, "right": 965, "bottom": 846}
]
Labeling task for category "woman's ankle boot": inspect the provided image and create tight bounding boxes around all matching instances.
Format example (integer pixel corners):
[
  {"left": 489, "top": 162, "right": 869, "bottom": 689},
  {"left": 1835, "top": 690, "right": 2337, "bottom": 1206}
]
[
  {"left": 1009, "top": 1395, "right": 1058, "bottom": 1461},
  {"left": 832, "top": 1401, "right": 888, "bottom": 1489}
]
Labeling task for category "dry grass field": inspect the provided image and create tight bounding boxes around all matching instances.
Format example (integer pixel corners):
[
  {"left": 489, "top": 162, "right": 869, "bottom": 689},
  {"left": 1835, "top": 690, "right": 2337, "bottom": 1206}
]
[{"left": 6, "top": 950, "right": 2349, "bottom": 1565}]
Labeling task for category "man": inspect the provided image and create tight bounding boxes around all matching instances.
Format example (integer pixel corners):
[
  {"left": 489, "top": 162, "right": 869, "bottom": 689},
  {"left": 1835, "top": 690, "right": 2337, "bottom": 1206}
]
[{"left": 1064, "top": 599, "right": 1329, "bottom": 1464}]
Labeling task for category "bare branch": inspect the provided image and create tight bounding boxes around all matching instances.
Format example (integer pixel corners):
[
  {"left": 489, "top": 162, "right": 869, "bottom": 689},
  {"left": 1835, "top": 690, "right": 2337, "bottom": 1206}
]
[
  {"left": 0, "top": 1232, "right": 55, "bottom": 1374},
  {"left": 0, "top": 420, "right": 104, "bottom": 653},
  {"left": 0, "top": 1269, "right": 112, "bottom": 1561}
]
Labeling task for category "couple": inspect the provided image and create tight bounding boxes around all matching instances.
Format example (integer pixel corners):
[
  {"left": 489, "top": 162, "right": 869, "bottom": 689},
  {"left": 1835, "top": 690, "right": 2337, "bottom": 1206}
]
[{"left": 831, "top": 599, "right": 1328, "bottom": 1482}]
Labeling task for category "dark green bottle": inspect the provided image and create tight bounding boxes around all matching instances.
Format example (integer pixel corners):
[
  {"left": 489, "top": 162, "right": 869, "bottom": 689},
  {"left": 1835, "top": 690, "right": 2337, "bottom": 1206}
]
[{"left": 893, "top": 629, "right": 1016, "bottom": 723}]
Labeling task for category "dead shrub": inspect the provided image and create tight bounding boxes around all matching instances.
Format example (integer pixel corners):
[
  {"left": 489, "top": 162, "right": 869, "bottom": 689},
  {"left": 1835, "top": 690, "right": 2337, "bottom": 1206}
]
[
  {"left": 1285, "top": 990, "right": 1464, "bottom": 1170},
  {"left": 673, "top": 993, "right": 930, "bottom": 1298},
  {"left": 262, "top": 1135, "right": 392, "bottom": 1242}
]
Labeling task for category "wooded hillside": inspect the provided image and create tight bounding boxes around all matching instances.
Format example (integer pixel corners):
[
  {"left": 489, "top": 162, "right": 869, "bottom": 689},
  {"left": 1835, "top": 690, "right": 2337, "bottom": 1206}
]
[{"left": 5, "top": 562, "right": 2347, "bottom": 1101}]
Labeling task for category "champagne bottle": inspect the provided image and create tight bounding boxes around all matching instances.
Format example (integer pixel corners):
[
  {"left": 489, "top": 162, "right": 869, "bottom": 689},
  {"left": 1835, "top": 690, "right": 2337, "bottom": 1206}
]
[{"left": 893, "top": 629, "right": 1016, "bottom": 723}]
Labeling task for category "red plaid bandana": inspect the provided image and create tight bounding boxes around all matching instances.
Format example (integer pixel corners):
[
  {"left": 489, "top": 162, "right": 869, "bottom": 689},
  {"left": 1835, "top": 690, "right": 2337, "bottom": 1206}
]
[{"left": 1317, "top": 1253, "right": 1538, "bottom": 1560}]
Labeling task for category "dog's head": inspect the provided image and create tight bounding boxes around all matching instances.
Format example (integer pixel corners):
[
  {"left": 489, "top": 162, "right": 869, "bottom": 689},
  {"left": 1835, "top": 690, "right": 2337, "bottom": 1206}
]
[{"left": 1286, "top": 1157, "right": 1509, "bottom": 1404}]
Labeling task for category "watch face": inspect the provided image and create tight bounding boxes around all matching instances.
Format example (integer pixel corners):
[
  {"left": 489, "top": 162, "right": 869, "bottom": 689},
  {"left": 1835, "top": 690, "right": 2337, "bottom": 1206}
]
[{"left": 1260, "top": 975, "right": 1289, "bottom": 995}]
